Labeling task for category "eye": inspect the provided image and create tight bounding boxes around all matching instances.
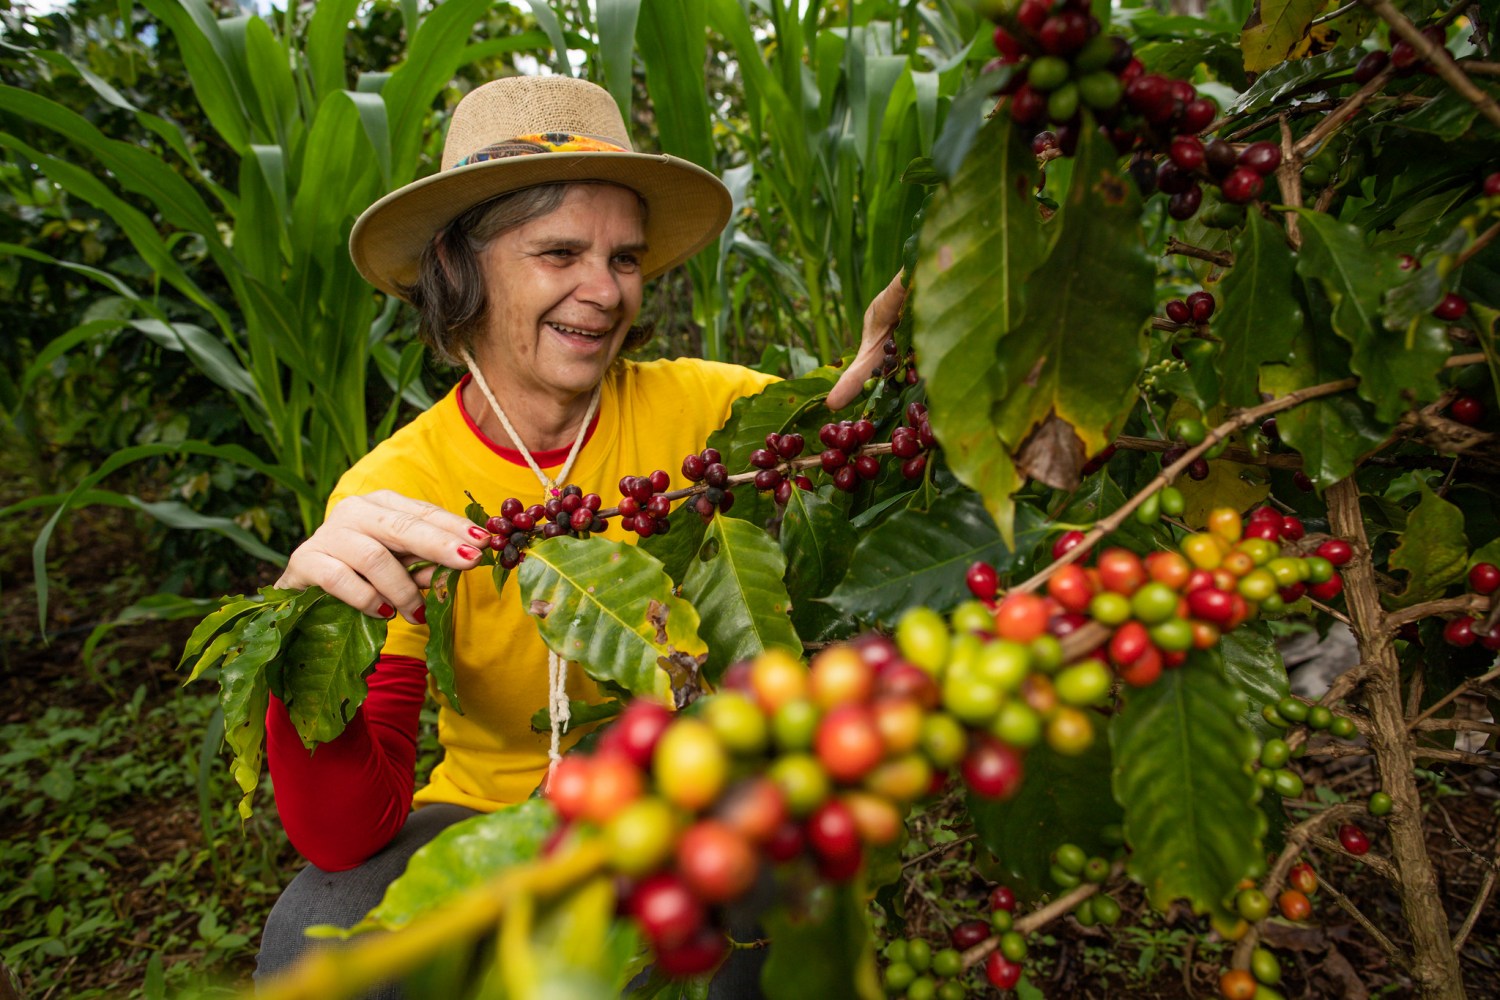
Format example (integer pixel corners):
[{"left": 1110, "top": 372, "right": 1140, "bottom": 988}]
[
  {"left": 545, "top": 248, "right": 574, "bottom": 260},
  {"left": 613, "top": 252, "right": 642, "bottom": 271}
]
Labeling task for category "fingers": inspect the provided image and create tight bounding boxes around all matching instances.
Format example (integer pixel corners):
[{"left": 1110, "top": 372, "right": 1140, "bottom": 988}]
[
  {"left": 280, "top": 492, "right": 487, "bottom": 623},
  {"left": 828, "top": 271, "right": 908, "bottom": 411}
]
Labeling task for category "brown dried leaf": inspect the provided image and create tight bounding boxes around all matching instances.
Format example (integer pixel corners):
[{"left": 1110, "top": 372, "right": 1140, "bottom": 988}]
[
  {"left": 1014, "top": 410, "right": 1087, "bottom": 491},
  {"left": 658, "top": 651, "right": 706, "bottom": 708},
  {"left": 647, "top": 599, "right": 670, "bottom": 645},
  {"left": 528, "top": 599, "right": 553, "bottom": 619}
]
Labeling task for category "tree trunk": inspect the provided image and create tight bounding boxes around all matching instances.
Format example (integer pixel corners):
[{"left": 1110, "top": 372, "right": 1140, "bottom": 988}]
[{"left": 1327, "top": 478, "right": 1466, "bottom": 999}]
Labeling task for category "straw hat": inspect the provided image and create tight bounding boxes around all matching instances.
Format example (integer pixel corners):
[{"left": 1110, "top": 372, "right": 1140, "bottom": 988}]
[{"left": 350, "top": 75, "right": 730, "bottom": 299}]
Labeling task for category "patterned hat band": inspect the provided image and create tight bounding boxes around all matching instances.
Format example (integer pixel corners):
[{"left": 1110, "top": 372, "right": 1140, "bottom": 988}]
[{"left": 452, "top": 132, "right": 629, "bottom": 168}]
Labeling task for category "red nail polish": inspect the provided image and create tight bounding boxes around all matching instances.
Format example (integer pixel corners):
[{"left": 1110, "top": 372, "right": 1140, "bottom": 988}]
[
  {"left": 457, "top": 544, "right": 481, "bottom": 560},
  {"left": 413, "top": 604, "right": 427, "bottom": 625},
  {"left": 468, "top": 525, "right": 490, "bottom": 542},
  {"left": 377, "top": 603, "right": 395, "bottom": 618}
]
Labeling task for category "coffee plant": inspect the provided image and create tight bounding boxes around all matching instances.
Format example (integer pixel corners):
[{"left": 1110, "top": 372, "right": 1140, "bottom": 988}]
[{"left": 179, "top": 2, "right": 1499, "bottom": 998}]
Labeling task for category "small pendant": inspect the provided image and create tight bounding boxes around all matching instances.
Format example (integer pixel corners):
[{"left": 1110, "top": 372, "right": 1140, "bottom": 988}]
[{"left": 549, "top": 487, "right": 561, "bottom": 498}]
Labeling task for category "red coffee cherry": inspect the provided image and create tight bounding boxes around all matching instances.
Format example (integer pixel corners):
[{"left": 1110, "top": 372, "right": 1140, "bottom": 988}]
[
  {"left": 1434, "top": 293, "right": 1469, "bottom": 321},
  {"left": 1338, "top": 823, "right": 1370, "bottom": 856},
  {"left": 1469, "top": 562, "right": 1500, "bottom": 595},
  {"left": 1449, "top": 396, "right": 1484, "bottom": 426}
]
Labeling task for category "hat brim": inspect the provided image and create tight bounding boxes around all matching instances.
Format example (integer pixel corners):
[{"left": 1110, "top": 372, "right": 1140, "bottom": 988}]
[{"left": 350, "top": 151, "right": 731, "bottom": 300}]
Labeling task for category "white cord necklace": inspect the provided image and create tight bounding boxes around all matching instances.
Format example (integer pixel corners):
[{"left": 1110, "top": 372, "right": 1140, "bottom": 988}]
[{"left": 460, "top": 348, "right": 601, "bottom": 774}]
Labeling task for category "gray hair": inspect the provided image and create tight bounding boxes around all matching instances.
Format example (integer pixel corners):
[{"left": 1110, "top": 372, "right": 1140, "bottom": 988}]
[{"left": 403, "top": 182, "right": 652, "bottom": 366}]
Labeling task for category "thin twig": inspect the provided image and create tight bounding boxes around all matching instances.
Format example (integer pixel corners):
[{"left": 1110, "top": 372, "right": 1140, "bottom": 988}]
[
  {"left": 1164, "top": 237, "right": 1234, "bottom": 267},
  {"left": 1409, "top": 665, "right": 1500, "bottom": 728},
  {"left": 1294, "top": 64, "right": 1397, "bottom": 156},
  {"left": 1305, "top": 597, "right": 1354, "bottom": 627},
  {"left": 960, "top": 863, "right": 1124, "bottom": 970},
  {"left": 1111, "top": 433, "right": 1305, "bottom": 468},
  {"left": 1303, "top": 741, "right": 1498, "bottom": 767},
  {"left": 1312, "top": 0, "right": 1360, "bottom": 25},
  {"left": 1011, "top": 377, "right": 1356, "bottom": 593},
  {"left": 1453, "top": 219, "right": 1500, "bottom": 272},
  {"left": 1453, "top": 840, "right": 1499, "bottom": 955},
  {"left": 1309, "top": 833, "right": 1402, "bottom": 884},
  {"left": 902, "top": 833, "right": 977, "bottom": 870},
  {"left": 1276, "top": 115, "right": 1303, "bottom": 249},
  {"left": 1414, "top": 717, "right": 1500, "bottom": 737},
  {"left": 1362, "top": 0, "right": 1500, "bottom": 130},
  {"left": 1312, "top": 867, "right": 1405, "bottom": 958},
  {"left": 1381, "top": 593, "right": 1491, "bottom": 633}
]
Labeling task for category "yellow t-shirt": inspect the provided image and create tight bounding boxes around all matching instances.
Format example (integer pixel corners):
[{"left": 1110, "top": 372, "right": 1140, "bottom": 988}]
[{"left": 328, "top": 357, "right": 777, "bottom": 811}]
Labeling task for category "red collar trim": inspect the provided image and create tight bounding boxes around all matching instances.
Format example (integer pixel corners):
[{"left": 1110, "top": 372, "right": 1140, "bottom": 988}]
[{"left": 456, "top": 374, "right": 601, "bottom": 468}]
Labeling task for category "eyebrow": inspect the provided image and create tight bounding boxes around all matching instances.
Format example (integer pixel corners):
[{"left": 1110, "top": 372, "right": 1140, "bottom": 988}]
[{"left": 528, "top": 236, "right": 650, "bottom": 255}]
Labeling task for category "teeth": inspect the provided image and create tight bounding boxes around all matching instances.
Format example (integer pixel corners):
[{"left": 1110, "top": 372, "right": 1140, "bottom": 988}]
[{"left": 551, "top": 323, "right": 604, "bottom": 338}]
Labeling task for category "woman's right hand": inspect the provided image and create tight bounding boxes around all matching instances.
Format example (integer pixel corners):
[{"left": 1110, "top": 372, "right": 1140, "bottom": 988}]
[{"left": 275, "top": 490, "right": 489, "bottom": 624}]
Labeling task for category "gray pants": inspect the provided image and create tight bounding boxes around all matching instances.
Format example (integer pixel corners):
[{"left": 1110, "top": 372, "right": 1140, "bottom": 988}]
[{"left": 255, "top": 804, "right": 766, "bottom": 998}]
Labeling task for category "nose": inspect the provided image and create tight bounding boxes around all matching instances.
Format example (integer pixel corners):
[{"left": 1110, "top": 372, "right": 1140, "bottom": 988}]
[{"left": 574, "top": 253, "right": 624, "bottom": 313}]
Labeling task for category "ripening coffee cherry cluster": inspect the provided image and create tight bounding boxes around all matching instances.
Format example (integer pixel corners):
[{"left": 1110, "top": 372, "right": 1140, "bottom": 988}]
[
  {"left": 989, "top": 0, "right": 1136, "bottom": 151},
  {"left": 617, "top": 470, "right": 675, "bottom": 538},
  {"left": 891, "top": 402, "right": 936, "bottom": 480},
  {"left": 1038, "top": 507, "right": 1349, "bottom": 689},
  {"left": 1252, "top": 697, "right": 1359, "bottom": 799},
  {"left": 749, "top": 432, "right": 815, "bottom": 504},
  {"left": 485, "top": 486, "right": 605, "bottom": 568},
  {"left": 1439, "top": 561, "right": 1500, "bottom": 649},
  {"left": 816, "top": 417, "right": 880, "bottom": 492},
  {"left": 1164, "top": 290, "right": 1215, "bottom": 327},
  {"left": 548, "top": 632, "right": 1077, "bottom": 979},
  {"left": 681, "top": 447, "right": 738, "bottom": 522},
  {"left": 880, "top": 936, "right": 970, "bottom": 1000},
  {"left": 865, "top": 335, "right": 919, "bottom": 391}
]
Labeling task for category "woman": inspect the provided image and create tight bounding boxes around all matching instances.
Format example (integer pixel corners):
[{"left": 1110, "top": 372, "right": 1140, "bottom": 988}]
[{"left": 255, "top": 75, "right": 903, "bottom": 995}]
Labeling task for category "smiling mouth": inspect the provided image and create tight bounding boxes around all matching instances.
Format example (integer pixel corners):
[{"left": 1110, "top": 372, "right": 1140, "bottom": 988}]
[{"left": 548, "top": 322, "right": 611, "bottom": 340}]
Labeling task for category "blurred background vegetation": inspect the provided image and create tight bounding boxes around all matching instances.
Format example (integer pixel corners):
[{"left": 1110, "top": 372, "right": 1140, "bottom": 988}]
[{"left": 0, "top": 0, "right": 991, "bottom": 994}]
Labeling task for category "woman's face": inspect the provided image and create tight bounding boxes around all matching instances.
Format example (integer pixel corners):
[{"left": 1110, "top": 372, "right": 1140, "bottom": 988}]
[{"left": 477, "top": 184, "right": 647, "bottom": 405}]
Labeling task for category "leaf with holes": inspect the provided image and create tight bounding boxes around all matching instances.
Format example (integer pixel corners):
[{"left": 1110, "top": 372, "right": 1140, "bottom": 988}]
[
  {"left": 280, "top": 594, "right": 388, "bottom": 746},
  {"left": 681, "top": 513, "right": 801, "bottom": 683},
  {"left": 518, "top": 536, "right": 705, "bottom": 701},
  {"left": 1110, "top": 648, "right": 1261, "bottom": 922},
  {"left": 424, "top": 565, "right": 463, "bottom": 712}
]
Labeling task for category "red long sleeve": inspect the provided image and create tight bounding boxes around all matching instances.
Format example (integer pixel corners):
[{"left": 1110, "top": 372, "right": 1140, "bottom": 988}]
[{"left": 266, "top": 654, "right": 428, "bottom": 871}]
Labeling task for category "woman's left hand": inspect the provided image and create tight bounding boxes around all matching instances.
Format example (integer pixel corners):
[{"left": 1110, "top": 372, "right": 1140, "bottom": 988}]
[{"left": 827, "top": 271, "right": 908, "bottom": 410}]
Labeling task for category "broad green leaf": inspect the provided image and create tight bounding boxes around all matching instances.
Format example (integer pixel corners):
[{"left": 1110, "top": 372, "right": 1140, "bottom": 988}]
[
  {"left": 346, "top": 801, "right": 558, "bottom": 934},
  {"left": 824, "top": 492, "right": 1044, "bottom": 624},
  {"left": 530, "top": 698, "right": 624, "bottom": 735},
  {"left": 681, "top": 514, "right": 801, "bottom": 682},
  {"left": 706, "top": 368, "right": 843, "bottom": 472},
  {"left": 968, "top": 736, "right": 1121, "bottom": 900},
  {"left": 993, "top": 127, "right": 1154, "bottom": 477},
  {"left": 518, "top": 536, "right": 706, "bottom": 700},
  {"left": 280, "top": 596, "right": 387, "bottom": 746},
  {"left": 179, "top": 594, "right": 272, "bottom": 674},
  {"left": 219, "top": 602, "right": 305, "bottom": 819},
  {"left": 425, "top": 566, "right": 463, "bottom": 713},
  {"left": 306, "top": 0, "right": 362, "bottom": 102},
  {"left": 505, "top": 876, "right": 636, "bottom": 1000},
  {"left": 140, "top": 0, "right": 251, "bottom": 149},
  {"left": 1217, "top": 211, "right": 1303, "bottom": 408},
  {"left": 639, "top": 499, "right": 711, "bottom": 586},
  {"left": 761, "top": 880, "right": 881, "bottom": 1000},
  {"left": 1240, "top": 0, "right": 1323, "bottom": 73},
  {"left": 1397, "top": 87, "right": 1482, "bottom": 140},
  {"left": 1260, "top": 308, "right": 1389, "bottom": 490},
  {"left": 1295, "top": 211, "right": 1448, "bottom": 422},
  {"left": 1110, "top": 649, "right": 1261, "bottom": 922},
  {"left": 1052, "top": 469, "right": 1158, "bottom": 553},
  {"left": 1228, "top": 48, "right": 1365, "bottom": 115},
  {"left": 1387, "top": 485, "right": 1469, "bottom": 609},
  {"left": 780, "top": 486, "right": 858, "bottom": 636},
  {"left": 1219, "top": 624, "right": 1290, "bottom": 742},
  {"left": 914, "top": 117, "right": 1044, "bottom": 544}
]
